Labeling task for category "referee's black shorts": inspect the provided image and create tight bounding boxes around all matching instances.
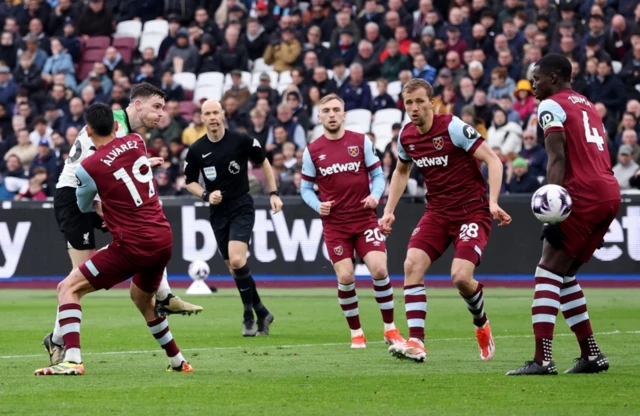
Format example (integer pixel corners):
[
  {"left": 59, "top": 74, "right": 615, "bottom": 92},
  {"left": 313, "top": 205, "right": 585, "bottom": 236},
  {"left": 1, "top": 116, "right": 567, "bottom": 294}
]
[
  {"left": 53, "top": 187, "right": 104, "bottom": 250},
  {"left": 209, "top": 194, "right": 255, "bottom": 260}
]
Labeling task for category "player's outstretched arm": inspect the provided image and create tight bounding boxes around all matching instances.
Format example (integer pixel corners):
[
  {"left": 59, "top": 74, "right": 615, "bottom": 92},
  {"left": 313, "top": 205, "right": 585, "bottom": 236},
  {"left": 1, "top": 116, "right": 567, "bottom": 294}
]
[
  {"left": 259, "top": 158, "right": 283, "bottom": 213},
  {"left": 544, "top": 131, "right": 566, "bottom": 187},
  {"left": 473, "top": 142, "right": 512, "bottom": 226}
]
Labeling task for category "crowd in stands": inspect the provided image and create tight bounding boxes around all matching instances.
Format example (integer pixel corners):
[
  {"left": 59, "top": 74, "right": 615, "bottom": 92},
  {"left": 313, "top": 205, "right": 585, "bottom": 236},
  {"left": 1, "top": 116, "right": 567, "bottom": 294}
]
[{"left": 1, "top": 0, "right": 640, "bottom": 201}]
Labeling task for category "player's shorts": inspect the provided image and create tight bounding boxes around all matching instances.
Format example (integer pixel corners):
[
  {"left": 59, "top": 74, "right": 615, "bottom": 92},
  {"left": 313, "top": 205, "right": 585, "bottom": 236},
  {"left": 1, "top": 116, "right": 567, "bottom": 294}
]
[
  {"left": 53, "top": 187, "right": 104, "bottom": 250},
  {"left": 559, "top": 198, "right": 620, "bottom": 263},
  {"left": 209, "top": 193, "right": 255, "bottom": 260},
  {"left": 78, "top": 241, "right": 172, "bottom": 293},
  {"left": 323, "top": 217, "right": 387, "bottom": 264},
  {"left": 408, "top": 205, "right": 492, "bottom": 266}
]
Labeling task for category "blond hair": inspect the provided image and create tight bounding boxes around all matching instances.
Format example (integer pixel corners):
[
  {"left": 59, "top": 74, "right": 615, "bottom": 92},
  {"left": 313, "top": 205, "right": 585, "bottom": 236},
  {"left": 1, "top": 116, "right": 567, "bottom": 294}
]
[{"left": 318, "top": 93, "right": 345, "bottom": 107}]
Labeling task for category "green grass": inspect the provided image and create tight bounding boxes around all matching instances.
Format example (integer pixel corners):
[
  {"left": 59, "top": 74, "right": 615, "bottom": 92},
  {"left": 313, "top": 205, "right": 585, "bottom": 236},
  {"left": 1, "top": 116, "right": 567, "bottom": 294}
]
[{"left": 0, "top": 288, "right": 639, "bottom": 415}]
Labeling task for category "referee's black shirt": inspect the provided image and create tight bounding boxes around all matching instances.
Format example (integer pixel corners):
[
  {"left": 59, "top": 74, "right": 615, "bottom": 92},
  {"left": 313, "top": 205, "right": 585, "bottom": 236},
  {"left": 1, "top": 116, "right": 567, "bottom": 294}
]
[{"left": 184, "top": 130, "right": 267, "bottom": 202}]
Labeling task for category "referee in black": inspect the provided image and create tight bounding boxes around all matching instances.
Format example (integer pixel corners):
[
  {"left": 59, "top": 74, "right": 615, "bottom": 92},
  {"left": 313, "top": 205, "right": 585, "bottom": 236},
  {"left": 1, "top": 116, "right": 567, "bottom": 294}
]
[{"left": 184, "top": 99, "right": 283, "bottom": 337}]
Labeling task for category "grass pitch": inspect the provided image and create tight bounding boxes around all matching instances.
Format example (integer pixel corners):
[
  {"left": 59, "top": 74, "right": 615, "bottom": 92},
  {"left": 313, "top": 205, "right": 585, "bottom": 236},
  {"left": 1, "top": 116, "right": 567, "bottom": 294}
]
[{"left": 0, "top": 288, "right": 638, "bottom": 416}]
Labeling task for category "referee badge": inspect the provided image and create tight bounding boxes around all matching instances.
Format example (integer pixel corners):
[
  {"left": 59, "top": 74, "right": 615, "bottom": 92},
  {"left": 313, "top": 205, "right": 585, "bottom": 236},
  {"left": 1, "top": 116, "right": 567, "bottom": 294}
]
[{"left": 204, "top": 166, "right": 217, "bottom": 181}]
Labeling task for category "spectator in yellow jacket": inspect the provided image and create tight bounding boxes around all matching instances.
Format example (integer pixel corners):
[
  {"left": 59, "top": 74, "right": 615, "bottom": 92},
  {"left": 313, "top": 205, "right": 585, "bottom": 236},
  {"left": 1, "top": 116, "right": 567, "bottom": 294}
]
[
  {"left": 181, "top": 109, "right": 207, "bottom": 146},
  {"left": 263, "top": 27, "right": 302, "bottom": 73}
]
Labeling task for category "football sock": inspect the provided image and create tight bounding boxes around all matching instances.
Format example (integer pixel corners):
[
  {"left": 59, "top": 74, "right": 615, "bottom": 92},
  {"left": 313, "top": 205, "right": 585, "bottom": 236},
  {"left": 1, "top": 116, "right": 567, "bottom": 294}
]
[
  {"left": 532, "top": 266, "right": 563, "bottom": 364},
  {"left": 561, "top": 275, "right": 601, "bottom": 359},
  {"left": 250, "top": 277, "right": 269, "bottom": 318},
  {"left": 338, "top": 282, "right": 361, "bottom": 333},
  {"left": 59, "top": 303, "right": 82, "bottom": 364},
  {"left": 462, "top": 282, "right": 488, "bottom": 328},
  {"left": 233, "top": 265, "right": 255, "bottom": 321},
  {"left": 372, "top": 276, "right": 395, "bottom": 331},
  {"left": 155, "top": 269, "right": 171, "bottom": 301},
  {"left": 404, "top": 284, "right": 426, "bottom": 342},
  {"left": 52, "top": 306, "right": 64, "bottom": 345},
  {"left": 147, "top": 316, "right": 185, "bottom": 368}
]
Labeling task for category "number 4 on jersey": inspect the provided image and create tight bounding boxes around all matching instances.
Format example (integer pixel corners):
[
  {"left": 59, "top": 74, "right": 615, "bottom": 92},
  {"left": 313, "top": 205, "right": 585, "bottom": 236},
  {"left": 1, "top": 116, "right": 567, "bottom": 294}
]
[{"left": 581, "top": 110, "right": 604, "bottom": 151}]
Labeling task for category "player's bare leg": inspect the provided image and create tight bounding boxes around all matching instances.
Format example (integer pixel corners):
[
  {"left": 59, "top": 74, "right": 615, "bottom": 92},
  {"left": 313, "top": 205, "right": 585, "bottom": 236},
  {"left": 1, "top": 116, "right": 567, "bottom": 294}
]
[
  {"left": 154, "top": 268, "right": 203, "bottom": 316},
  {"left": 560, "top": 259, "right": 608, "bottom": 374},
  {"left": 35, "top": 268, "right": 97, "bottom": 375},
  {"left": 362, "top": 251, "right": 404, "bottom": 345},
  {"left": 45, "top": 248, "right": 95, "bottom": 366},
  {"left": 130, "top": 281, "right": 194, "bottom": 373},
  {"left": 451, "top": 258, "right": 494, "bottom": 361},
  {"left": 334, "top": 258, "right": 366, "bottom": 348},
  {"left": 507, "top": 242, "right": 576, "bottom": 376},
  {"left": 227, "top": 241, "right": 273, "bottom": 336},
  {"left": 388, "top": 248, "right": 430, "bottom": 362}
]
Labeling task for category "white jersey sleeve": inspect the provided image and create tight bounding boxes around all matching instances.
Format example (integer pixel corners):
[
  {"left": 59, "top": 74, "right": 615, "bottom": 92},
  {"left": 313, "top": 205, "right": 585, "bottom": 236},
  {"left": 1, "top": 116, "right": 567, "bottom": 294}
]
[
  {"left": 56, "top": 127, "right": 97, "bottom": 189},
  {"left": 537, "top": 99, "right": 567, "bottom": 134}
]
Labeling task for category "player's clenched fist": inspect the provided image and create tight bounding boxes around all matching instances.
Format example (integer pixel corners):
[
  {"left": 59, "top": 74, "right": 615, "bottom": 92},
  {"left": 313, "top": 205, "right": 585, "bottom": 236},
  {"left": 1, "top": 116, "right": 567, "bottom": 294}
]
[
  {"left": 318, "top": 200, "right": 335, "bottom": 216},
  {"left": 209, "top": 190, "right": 223, "bottom": 205},
  {"left": 379, "top": 212, "right": 395, "bottom": 236},
  {"left": 490, "top": 203, "right": 512, "bottom": 226},
  {"left": 148, "top": 157, "right": 164, "bottom": 168},
  {"left": 361, "top": 195, "right": 379, "bottom": 209}
]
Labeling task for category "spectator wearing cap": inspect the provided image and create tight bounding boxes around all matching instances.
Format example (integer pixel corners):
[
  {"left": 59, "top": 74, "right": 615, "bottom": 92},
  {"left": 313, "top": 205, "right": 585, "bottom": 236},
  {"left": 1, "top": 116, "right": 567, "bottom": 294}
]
[
  {"left": 588, "top": 60, "right": 627, "bottom": 117},
  {"left": 241, "top": 17, "right": 269, "bottom": 62},
  {"left": 513, "top": 79, "right": 535, "bottom": 121},
  {"left": 163, "top": 30, "right": 199, "bottom": 74},
  {"left": 0, "top": 65, "right": 17, "bottom": 108},
  {"left": 60, "top": 18, "right": 81, "bottom": 62},
  {"left": 379, "top": 39, "right": 410, "bottom": 82},
  {"left": 5, "top": 129, "right": 37, "bottom": 172},
  {"left": 222, "top": 70, "right": 251, "bottom": 109},
  {"left": 244, "top": 79, "right": 279, "bottom": 115},
  {"left": 331, "top": 28, "right": 357, "bottom": 67},
  {"left": 613, "top": 145, "right": 639, "bottom": 190},
  {"left": 331, "top": 58, "right": 350, "bottom": 90},
  {"left": 47, "top": 0, "right": 81, "bottom": 37},
  {"left": 13, "top": 54, "right": 42, "bottom": 96},
  {"left": 507, "top": 157, "right": 540, "bottom": 194},
  {"left": 42, "top": 37, "right": 76, "bottom": 89},
  {"left": 77, "top": 0, "right": 114, "bottom": 38},
  {"left": 432, "top": 67, "right": 453, "bottom": 96},
  {"left": 214, "top": 26, "right": 249, "bottom": 74},
  {"left": 353, "top": 40, "right": 379, "bottom": 82},
  {"left": 228, "top": 4, "right": 247, "bottom": 26},
  {"left": 255, "top": 1, "right": 277, "bottom": 33},
  {"left": 580, "top": 14, "right": 607, "bottom": 50},
  {"left": 580, "top": 36, "right": 612, "bottom": 70},
  {"left": 29, "top": 137, "right": 57, "bottom": 179},
  {"left": 419, "top": 24, "right": 436, "bottom": 52},
  {"left": 339, "top": 63, "right": 371, "bottom": 112},
  {"left": 160, "top": 70, "right": 185, "bottom": 102},
  {"left": 264, "top": 27, "right": 301, "bottom": 73},
  {"left": 497, "top": 0, "right": 522, "bottom": 26}
]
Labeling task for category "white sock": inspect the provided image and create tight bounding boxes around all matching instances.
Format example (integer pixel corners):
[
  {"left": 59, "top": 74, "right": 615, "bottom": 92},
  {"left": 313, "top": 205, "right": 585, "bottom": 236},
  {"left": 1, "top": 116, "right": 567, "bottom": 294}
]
[
  {"left": 155, "top": 269, "right": 171, "bottom": 301},
  {"left": 408, "top": 337, "right": 424, "bottom": 347},
  {"left": 64, "top": 348, "right": 82, "bottom": 364},
  {"left": 350, "top": 328, "right": 364, "bottom": 338},
  {"left": 383, "top": 322, "right": 396, "bottom": 332},
  {"left": 169, "top": 352, "right": 185, "bottom": 368},
  {"left": 52, "top": 307, "right": 64, "bottom": 345}
]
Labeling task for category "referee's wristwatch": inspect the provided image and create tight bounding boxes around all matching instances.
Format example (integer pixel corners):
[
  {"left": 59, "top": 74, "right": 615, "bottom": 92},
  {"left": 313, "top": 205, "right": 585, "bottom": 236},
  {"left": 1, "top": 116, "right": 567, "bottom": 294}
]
[
  {"left": 270, "top": 190, "right": 279, "bottom": 196},
  {"left": 201, "top": 191, "right": 209, "bottom": 202}
]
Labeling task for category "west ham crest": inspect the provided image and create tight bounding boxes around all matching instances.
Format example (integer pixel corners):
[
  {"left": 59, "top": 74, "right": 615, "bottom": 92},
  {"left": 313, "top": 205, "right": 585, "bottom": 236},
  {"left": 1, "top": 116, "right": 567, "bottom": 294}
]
[
  {"left": 412, "top": 227, "right": 421, "bottom": 236},
  {"left": 334, "top": 245, "right": 344, "bottom": 256},
  {"left": 432, "top": 137, "right": 444, "bottom": 151},
  {"left": 348, "top": 146, "right": 360, "bottom": 157}
]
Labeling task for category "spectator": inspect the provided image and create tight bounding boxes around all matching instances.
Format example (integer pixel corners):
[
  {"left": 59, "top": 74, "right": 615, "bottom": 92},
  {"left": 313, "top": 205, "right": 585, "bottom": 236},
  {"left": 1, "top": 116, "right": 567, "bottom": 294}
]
[
  {"left": 29, "top": 116, "right": 53, "bottom": 147},
  {"left": 5, "top": 129, "right": 37, "bottom": 172},
  {"left": 155, "top": 169, "right": 178, "bottom": 196},
  {"left": 158, "top": 15, "right": 182, "bottom": 61},
  {"left": 267, "top": 104, "right": 306, "bottom": 151},
  {"left": 380, "top": 39, "right": 410, "bottom": 81},
  {"left": 460, "top": 105, "right": 487, "bottom": 138},
  {"left": 0, "top": 65, "right": 17, "bottom": 108},
  {"left": 266, "top": 125, "right": 289, "bottom": 155},
  {"left": 20, "top": 34, "right": 48, "bottom": 72},
  {"left": 264, "top": 27, "right": 302, "bottom": 73},
  {"left": 195, "top": 35, "right": 217, "bottom": 74},
  {"left": 160, "top": 70, "right": 185, "bottom": 102},
  {"left": 513, "top": 79, "right": 536, "bottom": 122},
  {"left": 412, "top": 54, "right": 436, "bottom": 84},
  {"left": 454, "top": 77, "right": 475, "bottom": 116},
  {"left": 507, "top": 157, "right": 540, "bottom": 194},
  {"left": 242, "top": 17, "right": 269, "bottom": 62},
  {"left": 163, "top": 30, "right": 199, "bottom": 74},
  {"left": 621, "top": 129, "right": 640, "bottom": 165},
  {"left": 285, "top": 91, "right": 310, "bottom": 133},
  {"left": 222, "top": 69, "right": 251, "bottom": 109},
  {"left": 331, "top": 59, "right": 350, "bottom": 90},
  {"left": 165, "top": 100, "right": 189, "bottom": 129},
  {"left": 150, "top": 111, "right": 182, "bottom": 143},
  {"left": 340, "top": 63, "right": 372, "bottom": 111},
  {"left": 302, "top": 25, "right": 330, "bottom": 69},
  {"left": 498, "top": 94, "right": 521, "bottom": 124},
  {"left": 613, "top": 145, "right": 639, "bottom": 190},
  {"left": 353, "top": 40, "right": 379, "bottom": 81},
  {"left": 620, "top": 42, "right": 640, "bottom": 100},
  {"left": 250, "top": 108, "right": 270, "bottom": 148},
  {"left": 445, "top": 25, "right": 467, "bottom": 58},
  {"left": 48, "top": 0, "right": 81, "bottom": 37},
  {"left": 432, "top": 84, "right": 455, "bottom": 114},
  {"left": 223, "top": 96, "right": 250, "bottom": 131},
  {"left": 181, "top": 109, "right": 206, "bottom": 146},
  {"left": 60, "top": 97, "right": 84, "bottom": 133},
  {"left": 487, "top": 108, "right": 523, "bottom": 156},
  {"left": 60, "top": 19, "right": 81, "bottom": 62},
  {"left": 0, "top": 31, "right": 17, "bottom": 70},
  {"left": 280, "top": 170, "right": 302, "bottom": 196},
  {"left": 588, "top": 60, "right": 627, "bottom": 117},
  {"left": 519, "top": 130, "right": 548, "bottom": 179},
  {"left": 487, "top": 67, "right": 516, "bottom": 105},
  {"left": 371, "top": 78, "right": 396, "bottom": 114},
  {"left": 77, "top": 0, "right": 114, "bottom": 38},
  {"left": 15, "top": 167, "right": 49, "bottom": 200},
  {"left": 282, "top": 141, "right": 297, "bottom": 169},
  {"left": 41, "top": 37, "right": 76, "bottom": 89},
  {"left": 102, "top": 46, "right": 127, "bottom": 78},
  {"left": 0, "top": 154, "right": 28, "bottom": 200},
  {"left": 13, "top": 54, "right": 42, "bottom": 96},
  {"left": 29, "top": 138, "right": 57, "bottom": 181},
  {"left": 330, "top": 11, "right": 361, "bottom": 49}
]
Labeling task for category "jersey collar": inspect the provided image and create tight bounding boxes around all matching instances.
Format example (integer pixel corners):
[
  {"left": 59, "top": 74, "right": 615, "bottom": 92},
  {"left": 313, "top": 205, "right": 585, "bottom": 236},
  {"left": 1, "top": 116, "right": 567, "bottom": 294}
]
[{"left": 122, "top": 109, "right": 134, "bottom": 132}]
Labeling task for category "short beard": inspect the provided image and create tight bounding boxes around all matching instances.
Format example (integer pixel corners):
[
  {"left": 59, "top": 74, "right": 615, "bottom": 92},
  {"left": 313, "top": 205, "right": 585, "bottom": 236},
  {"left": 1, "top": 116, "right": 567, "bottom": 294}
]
[{"left": 325, "top": 125, "right": 340, "bottom": 134}]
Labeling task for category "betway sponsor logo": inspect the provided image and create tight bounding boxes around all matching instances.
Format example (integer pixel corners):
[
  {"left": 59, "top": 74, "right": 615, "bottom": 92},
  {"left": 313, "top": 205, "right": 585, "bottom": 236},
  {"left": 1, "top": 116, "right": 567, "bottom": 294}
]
[
  {"left": 593, "top": 206, "right": 640, "bottom": 262},
  {"left": 414, "top": 155, "right": 448, "bottom": 168},
  {"left": 318, "top": 161, "right": 361, "bottom": 176}
]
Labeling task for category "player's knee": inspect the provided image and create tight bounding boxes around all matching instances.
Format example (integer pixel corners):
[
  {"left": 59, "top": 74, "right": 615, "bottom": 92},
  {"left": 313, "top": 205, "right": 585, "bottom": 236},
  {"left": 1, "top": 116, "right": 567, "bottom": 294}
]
[
  {"left": 370, "top": 264, "right": 388, "bottom": 281},
  {"left": 56, "top": 280, "right": 68, "bottom": 297},
  {"left": 404, "top": 255, "right": 422, "bottom": 277},
  {"left": 228, "top": 256, "right": 246, "bottom": 270},
  {"left": 336, "top": 270, "right": 355, "bottom": 285},
  {"left": 451, "top": 268, "right": 472, "bottom": 290}
]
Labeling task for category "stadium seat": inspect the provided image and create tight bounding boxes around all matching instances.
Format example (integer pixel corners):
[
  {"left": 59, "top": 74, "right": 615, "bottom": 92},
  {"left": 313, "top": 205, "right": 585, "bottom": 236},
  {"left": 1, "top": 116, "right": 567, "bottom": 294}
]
[
  {"left": 179, "top": 101, "right": 197, "bottom": 120},
  {"left": 407, "top": 178, "right": 418, "bottom": 196},
  {"left": 78, "top": 62, "right": 95, "bottom": 80},
  {"left": 193, "top": 86, "right": 222, "bottom": 103},
  {"left": 114, "top": 20, "right": 142, "bottom": 39},
  {"left": 372, "top": 108, "right": 402, "bottom": 127},
  {"left": 369, "top": 81, "right": 379, "bottom": 98},
  {"left": 322, "top": 42, "right": 330, "bottom": 49},
  {"left": 138, "top": 33, "right": 165, "bottom": 54},
  {"left": 142, "top": 19, "right": 169, "bottom": 36},
  {"left": 197, "top": 71, "right": 224, "bottom": 88},
  {"left": 349, "top": 124, "right": 369, "bottom": 134},
  {"left": 387, "top": 81, "right": 402, "bottom": 101},
  {"left": 403, "top": 112, "right": 411, "bottom": 123},
  {"left": 84, "top": 36, "right": 111, "bottom": 50},
  {"left": 372, "top": 123, "right": 394, "bottom": 150},
  {"left": 345, "top": 109, "right": 372, "bottom": 126},
  {"left": 112, "top": 37, "right": 136, "bottom": 64},
  {"left": 82, "top": 48, "right": 105, "bottom": 64},
  {"left": 173, "top": 72, "right": 196, "bottom": 90},
  {"left": 252, "top": 57, "right": 273, "bottom": 73},
  {"left": 612, "top": 61, "right": 622, "bottom": 74}
]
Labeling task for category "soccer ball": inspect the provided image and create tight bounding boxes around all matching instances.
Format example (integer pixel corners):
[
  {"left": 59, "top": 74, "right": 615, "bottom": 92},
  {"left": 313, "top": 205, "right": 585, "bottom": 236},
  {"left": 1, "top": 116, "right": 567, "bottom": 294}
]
[
  {"left": 188, "top": 260, "right": 210, "bottom": 281},
  {"left": 531, "top": 184, "right": 572, "bottom": 224}
]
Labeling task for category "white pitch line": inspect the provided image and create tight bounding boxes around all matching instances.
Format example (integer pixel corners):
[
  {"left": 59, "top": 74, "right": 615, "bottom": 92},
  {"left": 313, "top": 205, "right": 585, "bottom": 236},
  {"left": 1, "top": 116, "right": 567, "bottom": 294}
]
[{"left": 1, "top": 330, "right": 638, "bottom": 360}]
